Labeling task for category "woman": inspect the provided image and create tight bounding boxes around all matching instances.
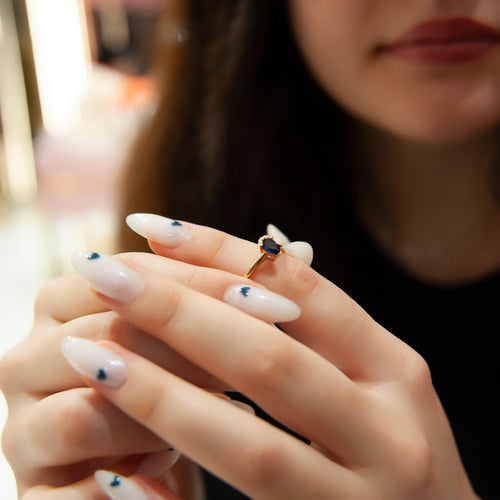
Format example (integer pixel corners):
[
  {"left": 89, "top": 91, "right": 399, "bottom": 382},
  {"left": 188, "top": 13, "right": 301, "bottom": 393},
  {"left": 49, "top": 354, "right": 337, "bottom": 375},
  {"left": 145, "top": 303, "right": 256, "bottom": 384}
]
[{"left": 0, "top": 1, "right": 498, "bottom": 498}]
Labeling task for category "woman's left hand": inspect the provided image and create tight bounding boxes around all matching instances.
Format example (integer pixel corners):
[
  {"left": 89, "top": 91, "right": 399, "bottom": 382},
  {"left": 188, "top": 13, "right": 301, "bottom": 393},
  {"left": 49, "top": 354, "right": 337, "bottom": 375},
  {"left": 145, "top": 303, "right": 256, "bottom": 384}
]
[{"left": 62, "top": 218, "right": 479, "bottom": 500}]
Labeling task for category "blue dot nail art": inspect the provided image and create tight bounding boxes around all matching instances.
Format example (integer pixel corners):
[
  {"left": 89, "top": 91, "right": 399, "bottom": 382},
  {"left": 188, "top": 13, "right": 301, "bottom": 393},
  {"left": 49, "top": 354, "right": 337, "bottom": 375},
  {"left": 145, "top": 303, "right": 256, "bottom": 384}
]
[
  {"left": 87, "top": 252, "right": 101, "bottom": 260},
  {"left": 171, "top": 221, "right": 182, "bottom": 227},
  {"left": 239, "top": 286, "right": 251, "bottom": 297},
  {"left": 97, "top": 368, "right": 107, "bottom": 381},
  {"left": 110, "top": 474, "right": 121, "bottom": 487}
]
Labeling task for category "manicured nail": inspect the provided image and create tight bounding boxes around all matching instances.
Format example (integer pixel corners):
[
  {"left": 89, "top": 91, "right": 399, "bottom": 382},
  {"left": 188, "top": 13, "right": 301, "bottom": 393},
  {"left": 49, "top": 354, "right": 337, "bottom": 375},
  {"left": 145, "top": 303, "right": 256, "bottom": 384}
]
[
  {"left": 135, "top": 448, "right": 181, "bottom": 479},
  {"left": 95, "top": 470, "right": 149, "bottom": 500},
  {"left": 223, "top": 284, "right": 301, "bottom": 323},
  {"left": 266, "top": 223, "right": 290, "bottom": 246},
  {"left": 71, "top": 251, "right": 142, "bottom": 303},
  {"left": 126, "top": 213, "right": 191, "bottom": 247},
  {"left": 60, "top": 337, "right": 128, "bottom": 389},
  {"left": 284, "top": 241, "right": 314, "bottom": 266}
]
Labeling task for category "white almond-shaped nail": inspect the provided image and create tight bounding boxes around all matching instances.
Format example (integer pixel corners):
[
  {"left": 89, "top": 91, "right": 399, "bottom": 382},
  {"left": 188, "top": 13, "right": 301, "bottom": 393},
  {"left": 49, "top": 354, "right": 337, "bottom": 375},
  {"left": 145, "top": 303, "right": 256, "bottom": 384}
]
[
  {"left": 223, "top": 284, "right": 301, "bottom": 323},
  {"left": 284, "top": 241, "right": 314, "bottom": 266},
  {"left": 95, "top": 470, "right": 149, "bottom": 500},
  {"left": 60, "top": 337, "right": 128, "bottom": 389},
  {"left": 135, "top": 448, "right": 181, "bottom": 479},
  {"left": 71, "top": 251, "right": 142, "bottom": 303},
  {"left": 126, "top": 213, "right": 191, "bottom": 247},
  {"left": 266, "top": 223, "right": 290, "bottom": 246}
]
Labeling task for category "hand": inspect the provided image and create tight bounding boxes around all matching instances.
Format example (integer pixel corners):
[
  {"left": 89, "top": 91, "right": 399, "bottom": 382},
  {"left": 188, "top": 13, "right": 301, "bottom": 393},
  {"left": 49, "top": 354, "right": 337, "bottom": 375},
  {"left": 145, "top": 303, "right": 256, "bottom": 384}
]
[
  {"left": 59, "top": 215, "right": 479, "bottom": 500},
  {"left": 0, "top": 267, "right": 215, "bottom": 498}
]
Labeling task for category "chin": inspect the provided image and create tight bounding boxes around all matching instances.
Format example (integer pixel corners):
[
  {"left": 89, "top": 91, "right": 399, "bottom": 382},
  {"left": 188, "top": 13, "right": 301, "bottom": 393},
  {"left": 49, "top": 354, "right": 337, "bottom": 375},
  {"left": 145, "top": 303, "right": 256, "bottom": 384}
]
[
  {"left": 352, "top": 88, "right": 500, "bottom": 145},
  {"left": 381, "top": 108, "right": 500, "bottom": 145},
  {"left": 347, "top": 58, "right": 500, "bottom": 145}
]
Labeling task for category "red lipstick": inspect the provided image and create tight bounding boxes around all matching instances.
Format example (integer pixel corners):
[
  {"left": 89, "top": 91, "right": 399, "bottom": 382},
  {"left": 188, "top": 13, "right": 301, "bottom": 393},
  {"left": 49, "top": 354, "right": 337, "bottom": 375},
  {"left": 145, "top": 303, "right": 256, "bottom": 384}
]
[{"left": 383, "top": 17, "right": 500, "bottom": 65}]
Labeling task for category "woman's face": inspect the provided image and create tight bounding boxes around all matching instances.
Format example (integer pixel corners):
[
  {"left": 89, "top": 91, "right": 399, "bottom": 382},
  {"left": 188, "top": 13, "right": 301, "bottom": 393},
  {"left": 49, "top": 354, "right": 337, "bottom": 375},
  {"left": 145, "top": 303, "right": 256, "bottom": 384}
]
[{"left": 288, "top": 0, "right": 500, "bottom": 144}]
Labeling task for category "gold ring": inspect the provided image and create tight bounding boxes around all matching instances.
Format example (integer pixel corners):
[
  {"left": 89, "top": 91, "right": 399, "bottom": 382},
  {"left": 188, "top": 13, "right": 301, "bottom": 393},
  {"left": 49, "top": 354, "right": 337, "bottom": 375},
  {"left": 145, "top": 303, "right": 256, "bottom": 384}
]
[{"left": 244, "top": 235, "right": 285, "bottom": 279}]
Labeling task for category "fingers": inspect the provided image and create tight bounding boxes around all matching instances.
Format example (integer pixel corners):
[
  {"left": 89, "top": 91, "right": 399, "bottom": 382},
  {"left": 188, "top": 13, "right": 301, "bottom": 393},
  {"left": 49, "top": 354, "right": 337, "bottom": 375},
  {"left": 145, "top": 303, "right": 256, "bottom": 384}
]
[
  {"left": 24, "top": 475, "right": 107, "bottom": 500},
  {"left": 72, "top": 251, "right": 302, "bottom": 325},
  {"left": 2, "top": 310, "right": 223, "bottom": 395},
  {"left": 126, "top": 215, "right": 411, "bottom": 379},
  {"left": 33, "top": 273, "right": 109, "bottom": 325},
  {"left": 60, "top": 256, "right": 373, "bottom": 462},
  {"left": 5, "top": 387, "right": 164, "bottom": 469},
  {"left": 95, "top": 471, "right": 184, "bottom": 500},
  {"left": 62, "top": 340, "right": 361, "bottom": 499},
  {"left": 22, "top": 470, "right": 183, "bottom": 500}
]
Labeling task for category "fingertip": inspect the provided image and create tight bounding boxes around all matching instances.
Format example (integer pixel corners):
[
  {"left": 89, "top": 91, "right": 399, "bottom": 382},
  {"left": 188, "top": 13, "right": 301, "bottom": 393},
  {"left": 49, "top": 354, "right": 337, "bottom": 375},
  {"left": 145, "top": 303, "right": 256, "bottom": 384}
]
[
  {"left": 95, "top": 470, "right": 150, "bottom": 499},
  {"left": 126, "top": 213, "right": 191, "bottom": 248},
  {"left": 135, "top": 448, "right": 182, "bottom": 479},
  {"left": 95, "top": 469, "right": 183, "bottom": 500}
]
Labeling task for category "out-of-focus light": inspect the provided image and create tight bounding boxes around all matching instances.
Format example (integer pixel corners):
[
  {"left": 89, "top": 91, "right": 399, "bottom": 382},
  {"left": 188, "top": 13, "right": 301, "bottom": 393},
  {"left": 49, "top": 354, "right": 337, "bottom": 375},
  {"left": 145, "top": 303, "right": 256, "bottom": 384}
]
[
  {"left": 25, "top": 0, "right": 92, "bottom": 136},
  {"left": 0, "top": 0, "right": 38, "bottom": 204}
]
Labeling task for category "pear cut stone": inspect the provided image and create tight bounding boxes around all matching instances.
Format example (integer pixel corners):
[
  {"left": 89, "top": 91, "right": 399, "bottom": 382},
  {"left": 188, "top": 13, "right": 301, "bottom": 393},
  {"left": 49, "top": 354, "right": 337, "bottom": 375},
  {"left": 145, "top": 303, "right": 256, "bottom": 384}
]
[{"left": 261, "top": 237, "right": 281, "bottom": 256}]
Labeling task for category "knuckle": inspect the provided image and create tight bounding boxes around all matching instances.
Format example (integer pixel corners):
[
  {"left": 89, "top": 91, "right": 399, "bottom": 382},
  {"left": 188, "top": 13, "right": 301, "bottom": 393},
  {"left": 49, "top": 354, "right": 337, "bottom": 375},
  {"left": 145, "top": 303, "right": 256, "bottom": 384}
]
[
  {"left": 281, "top": 257, "right": 320, "bottom": 299},
  {"left": 105, "top": 313, "right": 131, "bottom": 345},
  {"left": 403, "top": 352, "right": 433, "bottom": 391},
  {"left": 33, "top": 392, "right": 110, "bottom": 462},
  {"left": 133, "top": 381, "right": 168, "bottom": 424},
  {"left": 204, "top": 230, "right": 230, "bottom": 263},
  {"left": 251, "top": 338, "right": 298, "bottom": 387},
  {"left": 32, "top": 277, "right": 62, "bottom": 317},
  {"left": 392, "top": 434, "right": 434, "bottom": 493},
  {"left": 150, "top": 285, "right": 183, "bottom": 333},
  {"left": 70, "top": 311, "right": 129, "bottom": 345},
  {"left": 0, "top": 342, "right": 29, "bottom": 392},
  {"left": 1, "top": 419, "right": 19, "bottom": 465},
  {"left": 32, "top": 282, "right": 52, "bottom": 315},
  {"left": 241, "top": 441, "right": 284, "bottom": 487},
  {"left": 56, "top": 398, "right": 104, "bottom": 449}
]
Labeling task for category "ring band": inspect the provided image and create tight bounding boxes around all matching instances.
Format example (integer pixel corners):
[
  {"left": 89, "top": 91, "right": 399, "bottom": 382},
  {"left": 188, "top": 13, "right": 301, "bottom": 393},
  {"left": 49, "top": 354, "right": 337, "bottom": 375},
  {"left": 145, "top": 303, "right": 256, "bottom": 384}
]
[{"left": 244, "top": 235, "right": 285, "bottom": 279}]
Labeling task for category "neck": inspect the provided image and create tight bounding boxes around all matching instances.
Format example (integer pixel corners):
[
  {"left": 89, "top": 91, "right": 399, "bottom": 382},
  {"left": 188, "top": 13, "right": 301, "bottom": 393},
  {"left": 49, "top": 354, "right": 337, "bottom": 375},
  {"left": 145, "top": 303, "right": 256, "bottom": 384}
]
[{"left": 350, "top": 122, "right": 500, "bottom": 285}]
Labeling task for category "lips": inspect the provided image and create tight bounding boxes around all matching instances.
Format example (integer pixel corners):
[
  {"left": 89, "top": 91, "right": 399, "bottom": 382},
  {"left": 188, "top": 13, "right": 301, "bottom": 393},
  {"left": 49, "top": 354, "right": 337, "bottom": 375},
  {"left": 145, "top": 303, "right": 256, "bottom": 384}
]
[{"left": 383, "top": 17, "right": 500, "bottom": 64}]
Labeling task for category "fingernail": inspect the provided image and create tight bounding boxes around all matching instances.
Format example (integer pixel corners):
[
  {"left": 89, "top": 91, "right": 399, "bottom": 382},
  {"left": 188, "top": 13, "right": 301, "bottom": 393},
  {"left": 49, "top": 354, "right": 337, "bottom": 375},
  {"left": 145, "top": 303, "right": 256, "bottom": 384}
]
[
  {"left": 266, "top": 223, "right": 290, "bottom": 246},
  {"left": 71, "top": 251, "right": 142, "bottom": 303},
  {"left": 60, "top": 337, "right": 128, "bottom": 389},
  {"left": 223, "top": 284, "right": 301, "bottom": 323},
  {"left": 95, "top": 470, "right": 149, "bottom": 500},
  {"left": 284, "top": 241, "right": 314, "bottom": 266},
  {"left": 126, "top": 213, "right": 191, "bottom": 247},
  {"left": 135, "top": 448, "right": 181, "bottom": 479}
]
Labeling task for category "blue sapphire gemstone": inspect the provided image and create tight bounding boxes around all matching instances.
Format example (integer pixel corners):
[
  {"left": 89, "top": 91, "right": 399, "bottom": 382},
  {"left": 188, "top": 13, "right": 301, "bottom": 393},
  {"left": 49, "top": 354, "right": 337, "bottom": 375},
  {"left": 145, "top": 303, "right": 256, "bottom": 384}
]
[
  {"left": 261, "top": 237, "right": 281, "bottom": 256},
  {"left": 97, "top": 368, "right": 107, "bottom": 381},
  {"left": 87, "top": 252, "right": 101, "bottom": 260},
  {"left": 171, "top": 221, "right": 182, "bottom": 226},
  {"left": 239, "top": 286, "right": 251, "bottom": 297}
]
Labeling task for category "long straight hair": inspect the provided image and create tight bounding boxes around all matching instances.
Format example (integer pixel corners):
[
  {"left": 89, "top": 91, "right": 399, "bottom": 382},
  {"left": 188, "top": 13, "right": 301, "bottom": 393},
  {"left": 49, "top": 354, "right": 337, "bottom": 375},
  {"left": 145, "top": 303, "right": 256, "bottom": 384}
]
[{"left": 120, "top": 0, "right": 351, "bottom": 277}]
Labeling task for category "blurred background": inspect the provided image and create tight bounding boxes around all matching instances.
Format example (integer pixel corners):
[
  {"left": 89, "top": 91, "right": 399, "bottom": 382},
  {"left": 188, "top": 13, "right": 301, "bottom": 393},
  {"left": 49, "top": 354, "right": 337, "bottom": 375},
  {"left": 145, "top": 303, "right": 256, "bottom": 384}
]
[{"left": 0, "top": 0, "right": 165, "bottom": 496}]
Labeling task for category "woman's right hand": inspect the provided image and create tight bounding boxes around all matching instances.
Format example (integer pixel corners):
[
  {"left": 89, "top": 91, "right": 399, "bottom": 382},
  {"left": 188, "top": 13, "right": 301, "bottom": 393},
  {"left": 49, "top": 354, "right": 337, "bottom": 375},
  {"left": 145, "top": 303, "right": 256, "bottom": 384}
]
[{"left": 0, "top": 270, "right": 218, "bottom": 498}]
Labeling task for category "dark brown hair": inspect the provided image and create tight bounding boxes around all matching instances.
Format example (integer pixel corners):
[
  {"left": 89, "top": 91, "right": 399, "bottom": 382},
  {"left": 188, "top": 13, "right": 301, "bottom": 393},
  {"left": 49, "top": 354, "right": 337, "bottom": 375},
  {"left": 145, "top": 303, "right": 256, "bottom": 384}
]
[{"left": 120, "top": 0, "right": 352, "bottom": 276}]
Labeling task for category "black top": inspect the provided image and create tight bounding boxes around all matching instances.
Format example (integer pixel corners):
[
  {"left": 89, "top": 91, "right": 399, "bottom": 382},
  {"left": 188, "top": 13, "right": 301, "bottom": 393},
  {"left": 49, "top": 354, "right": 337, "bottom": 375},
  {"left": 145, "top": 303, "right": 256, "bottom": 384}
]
[{"left": 203, "top": 222, "right": 499, "bottom": 499}]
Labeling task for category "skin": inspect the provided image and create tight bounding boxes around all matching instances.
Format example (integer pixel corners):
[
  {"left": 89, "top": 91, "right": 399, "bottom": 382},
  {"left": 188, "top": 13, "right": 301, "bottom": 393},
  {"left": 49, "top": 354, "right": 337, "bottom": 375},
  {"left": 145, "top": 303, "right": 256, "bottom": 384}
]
[
  {"left": 0, "top": 225, "right": 480, "bottom": 498},
  {"left": 288, "top": 0, "right": 500, "bottom": 143},
  {"left": 1, "top": 0, "right": 499, "bottom": 498},
  {"left": 289, "top": 0, "right": 500, "bottom": 284}
]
